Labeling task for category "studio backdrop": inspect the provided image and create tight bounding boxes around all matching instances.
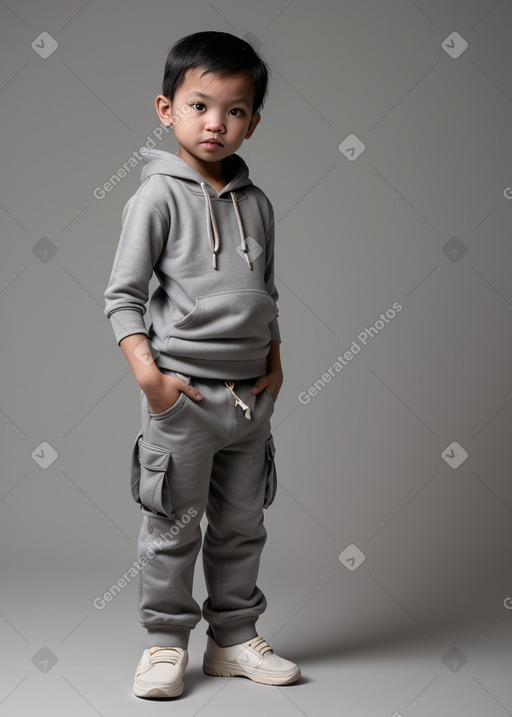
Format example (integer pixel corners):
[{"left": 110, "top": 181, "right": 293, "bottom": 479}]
[{"left": 1, "top": 1, "right": 511, "bottom": 715}]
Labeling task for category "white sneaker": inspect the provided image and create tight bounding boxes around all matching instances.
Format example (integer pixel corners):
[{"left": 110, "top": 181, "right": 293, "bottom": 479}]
[
  {"left": 133, "top": 646, "right": 188, "bottom": 699},
  {"left": 202, "top": 635, "right": 301, "bottom": 686}
]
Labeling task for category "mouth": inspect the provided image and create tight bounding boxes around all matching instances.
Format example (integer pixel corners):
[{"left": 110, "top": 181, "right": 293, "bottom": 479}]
[{"left": 201, "top": 139, "right": 224, "bottom": 147}]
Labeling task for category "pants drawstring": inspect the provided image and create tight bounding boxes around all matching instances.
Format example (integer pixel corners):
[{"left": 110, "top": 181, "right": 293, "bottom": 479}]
[{"left": 224, "top": 380, "right": 252, "bottom": 420}]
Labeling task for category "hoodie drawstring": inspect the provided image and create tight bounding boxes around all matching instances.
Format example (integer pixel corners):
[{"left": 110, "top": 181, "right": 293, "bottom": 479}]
[
  {"left": 200, "top": 183, "right": 220, "bottom": 269},
  {"left": 231, "top": 191, "right": 252, "bottom": 270},
  {"left": 200, "top": 182, "right": 253, "bottom": 271}
]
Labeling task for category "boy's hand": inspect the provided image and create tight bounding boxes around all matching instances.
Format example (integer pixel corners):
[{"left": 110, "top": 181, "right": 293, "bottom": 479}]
[
  {"left": 142, "top": 371, "right": 203, "bottom": 414},
  {"left": 251, "top": 368, "right": 283, "bottom": 404},
  {"left": 119, "top": 335, "right": 203, "bottom": 413},
  {"left": 251, "top": 339, "right": 283, "bottom": 402}
]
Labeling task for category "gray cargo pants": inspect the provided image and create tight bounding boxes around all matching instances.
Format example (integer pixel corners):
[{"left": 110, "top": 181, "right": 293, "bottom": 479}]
[{"left": 129, "top": 368, "right": 277, "bottom": 650}]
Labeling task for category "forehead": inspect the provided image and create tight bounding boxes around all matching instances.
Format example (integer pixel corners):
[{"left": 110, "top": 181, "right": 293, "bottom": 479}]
[{"left": 178, "top": 67, "right": 255, "bottom": 103}]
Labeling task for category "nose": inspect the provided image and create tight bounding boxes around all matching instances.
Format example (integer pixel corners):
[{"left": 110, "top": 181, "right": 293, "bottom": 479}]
[{"left": 205, "top": 113, "right": 225, "bottom": 133}]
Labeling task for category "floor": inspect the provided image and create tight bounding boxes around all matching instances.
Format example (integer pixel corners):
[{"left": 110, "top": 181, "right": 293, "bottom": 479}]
[{"left": 2, "top": 569, "right": 510, "bottom": 717}]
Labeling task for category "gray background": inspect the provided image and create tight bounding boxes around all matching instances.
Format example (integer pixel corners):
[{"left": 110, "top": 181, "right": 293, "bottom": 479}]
[{"left": 1, "top": 0, "right": 511, "bottom": 715}]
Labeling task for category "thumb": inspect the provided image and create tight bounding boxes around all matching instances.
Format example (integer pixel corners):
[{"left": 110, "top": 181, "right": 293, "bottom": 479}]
[
  {"left": 175, "top": 376, "right": 203, "bottom": 401},
  {"left": 251, "top": 378, "right": 268, "bottom": 394},
  {"left": 186, "top": 384, "right": 203, "bottom": 401}
]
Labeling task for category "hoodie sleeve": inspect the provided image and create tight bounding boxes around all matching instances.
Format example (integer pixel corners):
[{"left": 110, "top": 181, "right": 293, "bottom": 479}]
[
  {"left": 264, "top": 202, "right": 281, "bottom": 343},
  {"left": 104, "top": 192, "right": 169, "bottom": 345}
]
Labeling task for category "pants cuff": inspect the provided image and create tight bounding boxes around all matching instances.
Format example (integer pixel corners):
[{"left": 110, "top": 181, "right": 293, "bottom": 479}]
[
  {"left": 145, "top": 625, "right": 191, "bottom": 650},
  {"left": 206, "top": 621, "right": 258, "bottom": 647}
]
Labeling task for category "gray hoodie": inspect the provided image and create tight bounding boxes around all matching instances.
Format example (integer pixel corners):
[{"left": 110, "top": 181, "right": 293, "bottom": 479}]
[{"left": 103, "top": 148, "right": 280, "bottom": 380}]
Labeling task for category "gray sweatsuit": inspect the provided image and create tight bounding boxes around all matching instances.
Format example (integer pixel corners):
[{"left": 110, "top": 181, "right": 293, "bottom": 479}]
[{"left": 104, "top": 148, "right": 279, "bottom": 649}]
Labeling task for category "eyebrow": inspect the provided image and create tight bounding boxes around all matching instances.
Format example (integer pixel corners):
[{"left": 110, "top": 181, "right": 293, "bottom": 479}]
[{"left": 190, "top": 91, "right": 251, "bottom": 107}]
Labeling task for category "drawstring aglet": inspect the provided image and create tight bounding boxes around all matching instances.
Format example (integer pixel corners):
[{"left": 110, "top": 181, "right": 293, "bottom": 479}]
[
  {"left": 224, "top": 380, "right": 252, "bottom": 420},
  {"left": 241, "top": 246, "right": 253, "bottom": 270}
]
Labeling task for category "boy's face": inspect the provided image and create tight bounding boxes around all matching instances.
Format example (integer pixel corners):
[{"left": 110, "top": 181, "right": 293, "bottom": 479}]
[{"left": 155, "top": 67, "right": 261, "bottom": 180}]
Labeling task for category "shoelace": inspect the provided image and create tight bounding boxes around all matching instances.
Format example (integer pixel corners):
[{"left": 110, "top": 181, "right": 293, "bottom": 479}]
[
  {"left": 224, "top": 380, "right": 252, "bottom": 420},
  {"left": 148, "top": 647, "right": 183, "bottom": 665},
  {"left": 245, "top": 636, "right": 274, "bottom": 656}
]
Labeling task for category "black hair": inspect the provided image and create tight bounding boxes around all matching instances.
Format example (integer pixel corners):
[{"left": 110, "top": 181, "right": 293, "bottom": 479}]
[{"left": 161, "top": 31, "right": 270, "bottom": 115}]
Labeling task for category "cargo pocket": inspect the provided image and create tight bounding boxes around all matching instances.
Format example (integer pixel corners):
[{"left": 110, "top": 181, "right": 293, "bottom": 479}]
[
  {"left": 131, "top": 434, "right": 175, "bottom": 519},
  {"left": 130, "top": 429, "right": 143, "bottom": 504},
  {"left": 263, "top": 433, "right": 277, "bottom": 509}
]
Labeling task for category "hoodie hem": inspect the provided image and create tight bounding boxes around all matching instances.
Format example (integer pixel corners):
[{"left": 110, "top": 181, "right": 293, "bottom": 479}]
[{"left": 154, "top": 354, "right": 268, "bottom": 381}]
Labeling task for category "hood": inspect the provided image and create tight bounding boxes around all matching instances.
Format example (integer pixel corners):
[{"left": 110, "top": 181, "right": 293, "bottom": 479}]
[
  {"left": 140, "top": 148, "right": 253, "bottom": 193},
  {"left": 139, "top": 148, "right": 254, "bottom": 270}
]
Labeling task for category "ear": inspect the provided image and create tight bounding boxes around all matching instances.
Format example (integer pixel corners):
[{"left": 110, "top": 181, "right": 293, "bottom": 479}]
[
  {"left": 155, "top": 94, "right": 173, "bottom": 126},
  {"left": 245, "top": 112, "right": 261, "bottom": 139}
]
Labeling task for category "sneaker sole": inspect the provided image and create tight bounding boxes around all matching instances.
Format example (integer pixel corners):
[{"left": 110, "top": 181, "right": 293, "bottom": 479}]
[
  {"left": 202, "top": 654, "right": 301, "bottom": 686},
  {"left": 133, "top": 679, "right": 184, "bottom": 699}
]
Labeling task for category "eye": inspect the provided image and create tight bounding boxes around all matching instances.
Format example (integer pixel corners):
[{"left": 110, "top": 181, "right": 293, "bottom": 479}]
[
  {"left": 192, "top": 102, "right": 206, "bottom": 112},
  {"left": 229, "top": 108, "right": 244, "bottom": 117}
]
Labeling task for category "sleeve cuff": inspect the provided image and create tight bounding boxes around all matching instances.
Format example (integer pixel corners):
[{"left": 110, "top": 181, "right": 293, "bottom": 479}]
[
  {"left": 269, "top": 317, "right": 281, "bottom": 342},
  {"left": 108, "top": 308, "right": 148, "bottom": 345}
]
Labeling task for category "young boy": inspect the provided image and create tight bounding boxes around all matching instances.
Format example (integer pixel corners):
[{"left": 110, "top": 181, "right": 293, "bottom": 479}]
[{"left": 103, "top": 31, "right": 301, "bottom": 699}]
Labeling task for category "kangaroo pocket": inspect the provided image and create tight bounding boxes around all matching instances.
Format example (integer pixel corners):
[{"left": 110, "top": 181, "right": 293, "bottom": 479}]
[
  {"left": 167, "top": 289, "right": 277, "bottom": 361},
  {"left": 130, "top": 434, "right": 175, "bottom": 519}
]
